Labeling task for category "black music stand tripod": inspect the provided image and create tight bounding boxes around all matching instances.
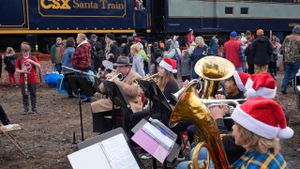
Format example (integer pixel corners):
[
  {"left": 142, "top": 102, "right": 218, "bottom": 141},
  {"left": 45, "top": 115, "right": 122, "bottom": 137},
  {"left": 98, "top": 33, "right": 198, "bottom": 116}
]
[
  {"left": 137, "top": 80, "right": 175, "bottom": 169},
  {"left": 67, "top": 75, "right": 95, "bottom": 142}
]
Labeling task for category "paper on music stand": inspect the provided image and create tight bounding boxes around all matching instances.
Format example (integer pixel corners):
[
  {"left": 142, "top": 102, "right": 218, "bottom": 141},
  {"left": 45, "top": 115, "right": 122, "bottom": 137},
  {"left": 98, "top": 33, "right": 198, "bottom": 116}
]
[
  {"left": 101, "top": 134, "right": 140, "bottom": 169},
  {"left": 142, "top": 122, "right": 174, "bottom": 150},
  {"left": 68, "top": 143, "right": 112, "bottom": 169},
  {"left": 68, "top": 134, "right": 140, "bottom": 169},
  {"left": 132, "top": 129, "right": 170, "bottom": 163}
]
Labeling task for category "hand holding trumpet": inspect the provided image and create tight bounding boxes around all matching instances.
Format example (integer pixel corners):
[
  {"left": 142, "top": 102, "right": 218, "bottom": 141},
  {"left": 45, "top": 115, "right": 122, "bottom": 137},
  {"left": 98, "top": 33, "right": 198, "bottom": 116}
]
[{"left": 207, "top": 94, "right": 228, "bottom": 120}]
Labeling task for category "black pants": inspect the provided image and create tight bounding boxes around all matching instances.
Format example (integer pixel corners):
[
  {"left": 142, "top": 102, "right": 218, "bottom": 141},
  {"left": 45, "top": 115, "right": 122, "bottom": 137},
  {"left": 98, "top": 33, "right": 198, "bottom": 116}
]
[
  {"left": 0, "top": 104, "right": 10, "bottom": 125},
  {"left": 63, "top": 73, "right": 74, "bottom": 96},
  {"left": 247, "top": 64, "right": 254, "bottom": 74},
  {"left": 20, "top": 83, "right": 37, "bottom": 112}
]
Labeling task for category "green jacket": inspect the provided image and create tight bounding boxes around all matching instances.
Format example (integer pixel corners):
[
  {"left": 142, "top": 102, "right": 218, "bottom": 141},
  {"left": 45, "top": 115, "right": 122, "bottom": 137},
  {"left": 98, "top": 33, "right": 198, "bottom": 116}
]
[
  {"left": 138, "top": 49, "right": 149, "bottom": 62},
  {"left": 50, "top": 44, "right": 63, "bottom": 64}
]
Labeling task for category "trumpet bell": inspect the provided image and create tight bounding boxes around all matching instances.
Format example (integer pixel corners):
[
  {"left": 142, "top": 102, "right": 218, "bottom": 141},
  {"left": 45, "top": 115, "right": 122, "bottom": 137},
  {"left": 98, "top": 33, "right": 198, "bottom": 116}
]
[{"left": 194, "top": 56, "right": 235, "bottom": 81}]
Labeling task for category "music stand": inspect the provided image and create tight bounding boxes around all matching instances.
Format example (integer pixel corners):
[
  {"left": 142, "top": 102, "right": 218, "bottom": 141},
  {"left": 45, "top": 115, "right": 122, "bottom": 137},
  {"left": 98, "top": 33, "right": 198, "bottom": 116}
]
[
  {"left": 71, "top": 127, "right": 144, "bottom": 169},
  {"left": 101, "top": 80, "right": 132, "bottom": 133},
  {"left": 67, "top": 75, "right": 95, "bottom": 141},
  {"left": 137, "top": 80, "right": 172, "bottom": 124},
  {"left": 137, "top": 80, "right": 174, "bottom": 169}
]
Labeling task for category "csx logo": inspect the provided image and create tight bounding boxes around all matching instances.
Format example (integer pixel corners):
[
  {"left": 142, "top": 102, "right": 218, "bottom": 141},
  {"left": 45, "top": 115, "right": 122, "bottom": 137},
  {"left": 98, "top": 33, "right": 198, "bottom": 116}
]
[{"left": 40, "top": 0, "right": 71, "bottom": 10}]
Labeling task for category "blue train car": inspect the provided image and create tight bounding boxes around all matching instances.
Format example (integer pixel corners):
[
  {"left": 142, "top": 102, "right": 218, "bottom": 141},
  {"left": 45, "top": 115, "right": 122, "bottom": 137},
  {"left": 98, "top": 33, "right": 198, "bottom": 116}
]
[
  {"left": 0, "top": 0, "right": 151, "bottom": 34},
  {"left": 164, "top": 0, "right": 300, "bottom": 36}
]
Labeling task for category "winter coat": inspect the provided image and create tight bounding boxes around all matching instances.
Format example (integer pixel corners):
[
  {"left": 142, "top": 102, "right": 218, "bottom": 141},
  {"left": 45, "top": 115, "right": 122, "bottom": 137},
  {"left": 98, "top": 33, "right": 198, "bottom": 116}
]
[
  {"left": 251, "top": 36, "right": 273, "bottom": 65},
  {"left": 4, "top": 55, "right": 16, "bottom": 73},
  {"left": 91, "top": 70, "right": 143, "bottom": 113}
]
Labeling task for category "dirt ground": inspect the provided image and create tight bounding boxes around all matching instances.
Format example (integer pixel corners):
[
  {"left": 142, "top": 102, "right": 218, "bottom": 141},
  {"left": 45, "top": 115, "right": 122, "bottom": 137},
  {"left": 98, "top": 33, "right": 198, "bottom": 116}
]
[{"left": 0, "top": 61, "right": 299, "bottom": 169}]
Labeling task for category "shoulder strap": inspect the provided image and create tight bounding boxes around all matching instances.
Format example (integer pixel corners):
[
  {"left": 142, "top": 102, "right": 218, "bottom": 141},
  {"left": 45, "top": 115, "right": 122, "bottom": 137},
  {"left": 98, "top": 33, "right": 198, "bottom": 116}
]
[{"left": 17, "top": 55, "right": 23, "bottom": 69}]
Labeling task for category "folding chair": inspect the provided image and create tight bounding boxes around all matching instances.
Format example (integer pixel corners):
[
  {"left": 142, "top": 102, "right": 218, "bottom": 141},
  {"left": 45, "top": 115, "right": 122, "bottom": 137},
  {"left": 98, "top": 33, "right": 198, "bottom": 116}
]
[{"left": 0, "top": 124, "right": 27, "bottom": 156}]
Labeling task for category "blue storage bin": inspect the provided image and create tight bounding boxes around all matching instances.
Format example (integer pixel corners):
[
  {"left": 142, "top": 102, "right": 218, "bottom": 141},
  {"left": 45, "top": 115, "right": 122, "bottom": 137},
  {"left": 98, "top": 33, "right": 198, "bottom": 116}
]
[{"left": 44, "top": 72, "right": 61, "bottom": 88}]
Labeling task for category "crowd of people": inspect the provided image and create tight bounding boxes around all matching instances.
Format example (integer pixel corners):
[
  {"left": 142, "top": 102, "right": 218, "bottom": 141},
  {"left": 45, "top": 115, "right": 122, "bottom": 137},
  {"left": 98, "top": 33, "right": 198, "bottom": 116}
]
[{"left": 0, "top": 25, "right": 300, "bottom": 168}]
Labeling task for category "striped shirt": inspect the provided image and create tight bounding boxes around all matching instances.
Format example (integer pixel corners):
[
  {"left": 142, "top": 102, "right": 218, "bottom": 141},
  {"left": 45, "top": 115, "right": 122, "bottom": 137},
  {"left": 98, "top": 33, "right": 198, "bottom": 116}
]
[{"left": 232, "top": 150, "right": 287, "bottom": 169}]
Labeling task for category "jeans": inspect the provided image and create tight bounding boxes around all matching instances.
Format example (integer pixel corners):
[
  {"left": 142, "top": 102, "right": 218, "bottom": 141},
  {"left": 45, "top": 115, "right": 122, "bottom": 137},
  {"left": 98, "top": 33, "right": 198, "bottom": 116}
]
[
  {"left": 235, "top": 67, "right": 243, "bottom": 72},
  {"left": 281, "top": 61, "right": 300, "bottom": 92},
  {"left": 176, "top": 147, "right": 214, "bottom": 169}
]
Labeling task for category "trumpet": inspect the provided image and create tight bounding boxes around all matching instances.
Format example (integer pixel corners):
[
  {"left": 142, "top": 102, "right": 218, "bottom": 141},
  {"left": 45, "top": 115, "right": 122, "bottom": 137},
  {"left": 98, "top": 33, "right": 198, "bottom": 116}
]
[
  {"left": 144, "top": 73, "right": 158, "bottom": 81},
  {"left": 107, "top": 72, "right": 124, "bottom": 81},
  {"left": 201, "top": 99, "right": 245, "bottom": 106}
]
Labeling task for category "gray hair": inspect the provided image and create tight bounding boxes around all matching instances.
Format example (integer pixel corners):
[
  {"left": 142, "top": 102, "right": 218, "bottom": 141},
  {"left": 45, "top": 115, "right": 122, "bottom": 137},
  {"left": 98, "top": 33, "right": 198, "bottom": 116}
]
[
  {"left": 195, "top": 36, "right": 205, "bottom": 45},
  {"left": 292, "top": 25, "right": 300, "bottom": 34}
]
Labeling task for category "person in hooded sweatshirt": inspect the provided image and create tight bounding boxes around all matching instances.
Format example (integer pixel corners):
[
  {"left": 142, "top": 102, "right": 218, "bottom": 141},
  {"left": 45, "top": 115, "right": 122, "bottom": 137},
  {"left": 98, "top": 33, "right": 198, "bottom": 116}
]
[{"left": 250, "top": 29, "right": 273, "bottom": 74}]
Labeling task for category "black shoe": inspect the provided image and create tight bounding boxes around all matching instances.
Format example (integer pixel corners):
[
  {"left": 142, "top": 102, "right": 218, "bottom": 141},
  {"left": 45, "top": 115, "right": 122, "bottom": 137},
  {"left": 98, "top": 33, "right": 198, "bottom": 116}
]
[
  {"left": 281, "top": 90, "right": 287, "bottom": 95},
  {"left": 32, "top": 108, "right": 38, "bottom": 114},
  {"left": 68, "top": 94, "right": 75, "bottom": 98},
  {"left": 21, "top": 111, "right": 28, "bottom": 115}
]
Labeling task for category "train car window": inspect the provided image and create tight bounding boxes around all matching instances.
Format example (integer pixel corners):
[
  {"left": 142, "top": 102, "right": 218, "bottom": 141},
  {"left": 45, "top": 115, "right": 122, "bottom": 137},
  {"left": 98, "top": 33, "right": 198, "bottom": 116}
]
[
  {"left": 241, "top": 7, "right": 248, "bottom": 15},
  {"left": 225, "top": 7, "right": 233, "bottom": 14}
]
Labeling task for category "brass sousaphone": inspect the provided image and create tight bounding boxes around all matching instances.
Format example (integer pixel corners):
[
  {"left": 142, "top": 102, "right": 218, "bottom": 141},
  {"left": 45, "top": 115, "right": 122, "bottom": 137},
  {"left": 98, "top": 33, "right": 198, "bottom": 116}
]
[{"left": 170, "top": 56, "right": 235, "bottom": 169}]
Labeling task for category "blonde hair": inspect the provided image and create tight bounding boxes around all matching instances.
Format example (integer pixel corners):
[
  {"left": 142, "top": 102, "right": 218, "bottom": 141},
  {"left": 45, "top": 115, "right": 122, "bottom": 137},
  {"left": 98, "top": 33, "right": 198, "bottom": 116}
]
[
  {"left": 237, "top": 123, "right": 281, "bottom": 154},
  {"left": 21, "top": 44, "right": 31, "bottom": 52},
  {"left": 157, "top": 69, "right": 176, "bottom": 90},
  {"left": 195, "top": 36, "right": 205, "bottom": 46},
  {"left": 6, "top": 47, "right": 15, "bottom": 55}
]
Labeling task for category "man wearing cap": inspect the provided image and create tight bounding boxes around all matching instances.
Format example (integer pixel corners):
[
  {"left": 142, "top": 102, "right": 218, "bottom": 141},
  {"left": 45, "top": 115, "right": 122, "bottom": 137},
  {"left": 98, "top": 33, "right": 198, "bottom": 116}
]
[
  {"left": 223, "top": 31, "right": 245, "bottom": 72},
  {"left": 91, "top": 56, "right": 143, "bottom": 133},
  {"left": 105, "top": 33, "right": 120, "bottom": 63},
  {"left": 250, "top": 29, "right": 273, "bottom": 74},
  {"left": 281, "top": 25, "right": 300, "bottom": 94}
]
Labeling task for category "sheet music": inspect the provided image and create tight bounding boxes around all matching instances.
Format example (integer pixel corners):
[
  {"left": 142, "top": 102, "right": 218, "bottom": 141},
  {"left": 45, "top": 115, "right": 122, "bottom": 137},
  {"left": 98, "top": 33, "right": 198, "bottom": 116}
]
[
  {"left": 142, "top": 122, "right": 174, "bottom": 150},
  {"left": 68, "top": 143, "right": 112, "bottom": 169},
  {"left": 101, "top": 134, "right": 140, "bottom": 169}
]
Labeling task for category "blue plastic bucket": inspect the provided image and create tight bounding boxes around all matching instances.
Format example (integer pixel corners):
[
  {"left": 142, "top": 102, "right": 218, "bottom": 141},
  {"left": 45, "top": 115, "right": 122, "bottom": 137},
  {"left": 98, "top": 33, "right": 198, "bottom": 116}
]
[{"left": 44, "top": 73, "right": 61, "bottom": 88}]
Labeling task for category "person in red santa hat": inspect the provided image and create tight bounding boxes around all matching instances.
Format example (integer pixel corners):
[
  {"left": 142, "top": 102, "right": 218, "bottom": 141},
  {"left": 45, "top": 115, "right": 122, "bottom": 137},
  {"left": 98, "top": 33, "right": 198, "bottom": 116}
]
[
  {"left": 157, "top": 58, "right": 179, "bottom": 106},
  {"left": 231, "top": 97, "right": 293, "bottom": 168},
  {"left": 217, "top": 71, "right": 252, "bottom": 100},
  {"left": 244, "top": 72, "right": 276, "bottom": 99}
]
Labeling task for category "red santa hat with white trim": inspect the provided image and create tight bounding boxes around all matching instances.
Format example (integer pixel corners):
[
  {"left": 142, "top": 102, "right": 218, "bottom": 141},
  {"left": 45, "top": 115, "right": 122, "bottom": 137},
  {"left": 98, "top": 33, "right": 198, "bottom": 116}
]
[
  {"left": 245, "top": 74, "right": 256, "bottom": 90},
  {"left": 232, "top": 97, "right": 294, "bottom": 139},
  {"left": 233, "top": 71, "right": 251, "bottom": 92},
  {"left": 245, "top": 72, "right": 276, "bottom": 99},
  {"left": 159, "top": 58, "right": 177, "bottom": 73}
]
